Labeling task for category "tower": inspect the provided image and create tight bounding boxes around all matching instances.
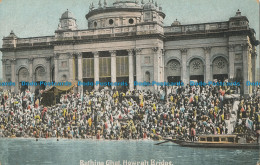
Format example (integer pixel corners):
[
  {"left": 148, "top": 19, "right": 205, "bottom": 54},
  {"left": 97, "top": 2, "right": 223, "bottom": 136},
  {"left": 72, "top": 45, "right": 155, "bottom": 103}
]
[{"left": 57, "top": 9, "right": 78, "bottom": 31}]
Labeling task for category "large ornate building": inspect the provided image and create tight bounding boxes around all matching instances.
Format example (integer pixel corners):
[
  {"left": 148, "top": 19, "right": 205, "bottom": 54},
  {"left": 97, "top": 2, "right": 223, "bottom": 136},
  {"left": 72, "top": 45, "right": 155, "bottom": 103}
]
[{"left": 1, "top": 0, "right": 258, "bottom": 94}]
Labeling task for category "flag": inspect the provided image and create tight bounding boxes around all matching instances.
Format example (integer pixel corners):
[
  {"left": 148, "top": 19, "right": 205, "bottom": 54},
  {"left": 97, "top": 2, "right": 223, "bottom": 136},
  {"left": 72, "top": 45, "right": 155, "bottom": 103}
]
[{"left": 246, "top": 118, "right": 253, "bottom": 129}]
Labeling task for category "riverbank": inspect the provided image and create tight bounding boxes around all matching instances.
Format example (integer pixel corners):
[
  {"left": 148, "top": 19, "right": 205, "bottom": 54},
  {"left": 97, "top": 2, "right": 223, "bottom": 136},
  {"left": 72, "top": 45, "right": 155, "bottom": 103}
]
[{"left": 0, "top": 139, "right": 258, "bottom": 165}]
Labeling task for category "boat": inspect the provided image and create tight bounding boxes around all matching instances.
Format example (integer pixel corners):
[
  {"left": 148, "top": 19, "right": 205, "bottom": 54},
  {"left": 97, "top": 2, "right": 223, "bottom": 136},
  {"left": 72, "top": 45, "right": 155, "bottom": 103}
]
[{"left": 168, "top": 134, "right": 259, "bottom": 149}]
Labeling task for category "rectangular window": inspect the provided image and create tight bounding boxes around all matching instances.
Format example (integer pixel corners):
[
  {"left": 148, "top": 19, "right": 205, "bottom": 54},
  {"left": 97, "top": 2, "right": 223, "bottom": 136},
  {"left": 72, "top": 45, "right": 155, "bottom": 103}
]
[
  {"left": 61, "top": 61, "right": 67, "bottom": 68},
  {"left": 227, "top": 137, "right": 234, "bottom": 143},
  {"left": 207, "top": 137, "right": 213, "bottom": 142},
  {"left": 221, "top": 138, "right": 226, "bottom": 142},
  {"left": 213, "top": 137, "right": 220, "bottom": 142},
  {"left": 235, "top": 54, "right": 242, "bottom": 60},
  {"left": 99, "top": 57, "right": 111, "bottom": 77},
  {"left": 116, "top": 56, "right": 129, "bottom": 77},
  {"left": 200, "top": 138, "right": 206, "bottom": 141},
  {"left": 145, "top": 57, "right": 150, "bottom": 64},
  {"left": 83, "top": 58, "right": 94, "bottom": 78}
]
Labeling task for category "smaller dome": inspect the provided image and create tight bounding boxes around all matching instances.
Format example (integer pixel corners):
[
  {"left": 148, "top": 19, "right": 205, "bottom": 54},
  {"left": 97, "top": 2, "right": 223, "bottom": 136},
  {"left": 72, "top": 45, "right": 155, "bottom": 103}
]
[
  {"left": 235, "top": 9, "right": 241, "bottom": 17},
  {"left": 61, "top": 9, "right": 75, "bottom": 19},
  {"left": 143, "top": 2, "right": 156, "bottom": 10},
  {"left": 171, "top": 19, "right": 181, "bottom": 26},
  {"left": 6, "top": 30, "right": 17, "bottom": 38}
]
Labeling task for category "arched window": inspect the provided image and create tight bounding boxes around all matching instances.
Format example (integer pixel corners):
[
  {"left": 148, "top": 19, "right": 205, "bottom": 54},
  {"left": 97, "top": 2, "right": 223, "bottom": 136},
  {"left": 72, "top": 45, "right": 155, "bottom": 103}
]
[
  {"left": 189, "top": 58, "right": 204, "bottom": 82},
  {"left": 212, "top": 57, "right": 228, "bottom": 82},
  {"left": 18, "top": 67, "right": 29, "bottom": 82},
  {"left": 166, "top": 59, "right": 181, "bottom": 83},
  {"left": 62, "top": 75, "right": 67, "bottom": 82},
  {"left": 145, "top": 71, "right": 150, "bottom": 83},
  {"left": 35, "top": 66, "right": 46, "bottom": 82}
]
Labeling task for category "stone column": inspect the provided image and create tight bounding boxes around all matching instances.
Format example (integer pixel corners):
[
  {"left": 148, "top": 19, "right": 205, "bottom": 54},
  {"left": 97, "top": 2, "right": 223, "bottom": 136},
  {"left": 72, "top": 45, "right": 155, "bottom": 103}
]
[
  {"left": 242, "top": 43, "right": 249, "bottom": 95},
  {"left": 1, "top": 59, "right": 6, "bottom": 82},
  {"left": 251, "top": 50, "right": 256, "bottom": 83},
  {"left": 152, "top": 47, "right": 159, "bottom": 91},
  {"left": 77, "top": 53, "right": 83, "bottom": 94},
  {"left": 1, "top": 59, "right": 6, "bottom": 91},
  {"left": 127, "top": 49, "right": 134, "bottom": 91},
  {"left": 68, "top": 53, "right": 74, "bottom": 81},
  {"left": 251, "top": 50, "right": 257, "bottom": 93},
  {"left": 28, "top": 58, "right": 34, "bottom": 92},
  {"left": 180, "top": 49, "right": 188, "bottom": 85},
  {"left": 10, "top": 59, "right": 16, "bottom": 93},
  {"left": 204, "top": 47, "right": 211, "bottom": 82},
  {"left": 94, "top": 52, "right": 99, "bottom": 91},
  {"left": 135, "top": 49, "right": 142, "bottom": 90},
  {"left": 54, "top": 53, "right": 59, "bottom": 82},
  {"left": 45, "top": 57, "right": 51, "bottom": 82},
  {"left": 228, "top": 45, "right": 235, "bottom": 79},
  {"left": 110, "top": 50, "right": 117, "bottom": 89}
]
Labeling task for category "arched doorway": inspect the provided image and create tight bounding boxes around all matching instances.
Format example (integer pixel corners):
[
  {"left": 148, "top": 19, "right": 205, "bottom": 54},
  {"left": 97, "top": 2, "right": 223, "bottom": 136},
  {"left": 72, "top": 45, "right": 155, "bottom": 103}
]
[
  {"left": 35, "top": 66, "right": 46, "bottom": 90},
  {"left": 189, "top": 58, "right": 204, "bottom": 82},
  {"left": 18, "top": 67, "right": 29, "bottom": 92},
  {"left": 212, "top": 57, "right": 228, "bottom": 82},
  {"left": 166, "top": 59, "right": 181, "bottom": 83},
  {"left": 145, "top": 71, "right": 151, "bottom": 83}
]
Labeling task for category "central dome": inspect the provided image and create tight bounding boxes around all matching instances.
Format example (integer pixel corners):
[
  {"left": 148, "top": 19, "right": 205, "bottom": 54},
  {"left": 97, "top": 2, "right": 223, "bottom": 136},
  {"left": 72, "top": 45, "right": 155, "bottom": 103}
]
[
  {"left": 143, "top": 2, "right": 156, "bottom": 10},
  {"left": 113, "top": 0, "right": 140, "bottom": 8}
]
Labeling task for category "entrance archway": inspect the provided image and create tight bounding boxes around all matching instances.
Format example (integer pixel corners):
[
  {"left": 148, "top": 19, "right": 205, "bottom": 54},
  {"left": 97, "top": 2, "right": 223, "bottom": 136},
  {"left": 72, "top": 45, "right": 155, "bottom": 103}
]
[
  {"left": 189, "top": 58, "right": 204, "bottom": 82},
  {"left": 166, "top": 59, "right": 181, "bottom": 83},
  {"left": 18, "top": 67, "right": 29, "bottom": 92},
  {"left": 35, "top": 66, "right": 46, "bottom": 90},
  {"left": 212, "top": 57, "right": 228, "bottom": 82}
]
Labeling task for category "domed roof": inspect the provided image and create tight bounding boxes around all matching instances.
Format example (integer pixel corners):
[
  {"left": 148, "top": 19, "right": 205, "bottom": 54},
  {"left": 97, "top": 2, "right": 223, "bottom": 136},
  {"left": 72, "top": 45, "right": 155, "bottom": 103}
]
[
  {"left": 61, "top": 9, "right": 75, "bottom": 19},
  {"left": 4, "top": 30, "right": 18, "bottom": 39},
  {"left": 171, "top": 19, "right": 181, "bottom": 26},
  {"left": 143, "top": 2, "right": 156, "bottom": 10}
]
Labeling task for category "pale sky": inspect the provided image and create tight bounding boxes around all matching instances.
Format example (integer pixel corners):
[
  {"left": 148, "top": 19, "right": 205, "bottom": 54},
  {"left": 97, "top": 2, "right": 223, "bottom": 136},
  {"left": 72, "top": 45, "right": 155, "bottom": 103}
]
[{"left": 0, "top": 0, "right": 259, "bottom": 79}]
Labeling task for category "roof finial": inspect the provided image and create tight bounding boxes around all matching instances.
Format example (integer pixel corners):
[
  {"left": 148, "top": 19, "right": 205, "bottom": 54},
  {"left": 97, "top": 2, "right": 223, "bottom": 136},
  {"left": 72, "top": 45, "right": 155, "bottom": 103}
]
[
  {"left": 159, "top": 4, "right": 162, "bottom": 11},
  {"left": 236, "top": 9, "right": 241, "bottom": 16},
  {"left": 155, "top": 1, "right": 158, "bottom": 7},
  {"left": 141, "top": 0, "right": 145, "bottom": 4},
  {"left": 104, "top": 0, "right": 107, "bottom": 7},
  {"left": 90, "top": 2, "right": 95, "bottom": 10},
  {"left": 98, "top": 0, "right": 102, "bottom": 8}
]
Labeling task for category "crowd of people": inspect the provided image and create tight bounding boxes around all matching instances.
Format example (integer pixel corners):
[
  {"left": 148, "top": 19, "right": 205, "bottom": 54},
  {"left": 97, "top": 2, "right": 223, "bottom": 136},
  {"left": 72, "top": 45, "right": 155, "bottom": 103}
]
[{"left": 0, "top": 84, "right": 259, "bottom": 142}]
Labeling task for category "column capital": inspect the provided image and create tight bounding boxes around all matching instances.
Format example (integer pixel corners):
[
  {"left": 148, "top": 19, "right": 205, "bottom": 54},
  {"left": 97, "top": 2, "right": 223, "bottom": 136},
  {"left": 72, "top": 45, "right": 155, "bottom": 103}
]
[
  {"left": 77, "top": 52, "right": 83, "bottom": 58},
  {"left": 28, "top": 58, "right": 34, "bottom": 64},
  {"left": 1, "top": 59, "right": 8, "bottom": 63},
  {"left": 54, "top": 53, "right": 60, "bottom": 59},
  {"left": 109, "top": 50, "right": 117, "bottom": 56},
  {"left": 180, "top": 48, "right": 188, "bottom": 54},
  {"left": 228, "top": 44, "right": 235, "bottom": 51},
  {"left": 93, "top": 51, "right": 99, "bottom": 57},
  {"left": 127, "top": 49, "right": 134, "bottom": 56},
  {"left": 203, "top": 47, "right": 211, "bottom": 54},
  {"left": 241, "top": 43, "right": 249, "bottom": 50},
  {"left": 10, "top": 59, "right": 16, "bottom": 64},
  {"left": 152, "top": 47, "right": 159, "bottom": 52},
  {"left": 67, "top": 52, "right": 74, "bottom": 59},
  {"left": 45, "top": 57, "right": 51, "bottom": 62},
  {"left": 134, "top": 48, "right": 142, "bottom": 54}
]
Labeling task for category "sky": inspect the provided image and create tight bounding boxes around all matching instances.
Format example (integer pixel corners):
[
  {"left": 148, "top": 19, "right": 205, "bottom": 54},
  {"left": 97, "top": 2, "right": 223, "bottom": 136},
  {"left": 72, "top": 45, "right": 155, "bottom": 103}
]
[{"left": 0, "top": 0, "right": 259, "bottom": 79}]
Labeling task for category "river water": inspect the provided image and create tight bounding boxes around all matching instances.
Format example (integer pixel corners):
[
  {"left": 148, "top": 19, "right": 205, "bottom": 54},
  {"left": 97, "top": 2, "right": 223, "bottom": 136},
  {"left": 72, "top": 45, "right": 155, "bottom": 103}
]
[{"left": 0, "top": 139, "right": 259, "bottom": 165}]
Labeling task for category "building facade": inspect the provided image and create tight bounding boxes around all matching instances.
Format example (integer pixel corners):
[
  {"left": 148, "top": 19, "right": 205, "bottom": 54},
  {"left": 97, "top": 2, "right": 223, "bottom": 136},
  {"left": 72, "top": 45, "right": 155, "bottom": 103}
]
[{"left": 1, "top": 0, "right": 258, "bottom": 94}]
